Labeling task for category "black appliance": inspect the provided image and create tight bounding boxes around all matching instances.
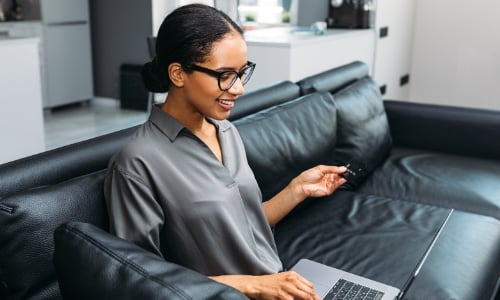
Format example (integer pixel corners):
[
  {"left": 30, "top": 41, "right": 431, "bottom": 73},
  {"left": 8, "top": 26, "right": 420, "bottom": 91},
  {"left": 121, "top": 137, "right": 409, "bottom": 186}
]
[{"left": 327, "top": 0, "right": 374, "bottom": 29}]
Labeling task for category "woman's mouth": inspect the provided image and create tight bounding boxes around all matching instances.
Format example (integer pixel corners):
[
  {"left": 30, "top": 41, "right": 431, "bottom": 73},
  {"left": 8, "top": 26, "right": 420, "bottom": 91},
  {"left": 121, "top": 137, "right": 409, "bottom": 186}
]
[{"left": 217, "top": 99, "right": 235, "bottom": 110}]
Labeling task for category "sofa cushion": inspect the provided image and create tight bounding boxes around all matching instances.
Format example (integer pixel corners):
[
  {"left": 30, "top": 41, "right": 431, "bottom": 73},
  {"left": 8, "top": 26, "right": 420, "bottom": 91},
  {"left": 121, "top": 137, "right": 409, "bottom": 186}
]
[
  {"left": 0, "top": 170, "right": 108, "bottom": 300},
  {"left": 233, "top": 92, "right": 337, "bottom": 201},
  {"left": 358, "top": 147, "right": 500, "bottom": 220},
  {"left": 332, "top": 77, "right": 392, "bottom": 189},
  {"left": 54, "top": 222, "right": 249, "bottom": 300}
]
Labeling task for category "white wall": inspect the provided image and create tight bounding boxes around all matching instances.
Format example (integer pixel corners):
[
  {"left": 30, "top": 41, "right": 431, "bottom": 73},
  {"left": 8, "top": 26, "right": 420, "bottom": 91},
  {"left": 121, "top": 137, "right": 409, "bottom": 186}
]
[
  {"left": 409, "top": 0, "right": 500, "bottom": 110},
  {"left": 373, "top": 0, "right": 416, "bottom": 101}
]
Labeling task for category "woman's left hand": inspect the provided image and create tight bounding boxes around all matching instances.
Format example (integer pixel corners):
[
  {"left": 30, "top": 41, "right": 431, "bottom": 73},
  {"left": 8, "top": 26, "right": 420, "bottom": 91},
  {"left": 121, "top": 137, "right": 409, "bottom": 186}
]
[{"left": 292, "top": 165, "right": 347, "bottom": 199}]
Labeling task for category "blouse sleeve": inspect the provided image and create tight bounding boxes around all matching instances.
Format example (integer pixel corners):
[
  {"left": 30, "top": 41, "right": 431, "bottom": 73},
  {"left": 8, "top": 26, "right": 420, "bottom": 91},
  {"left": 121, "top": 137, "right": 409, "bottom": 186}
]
[{"left": 104, "top": 166, "right": 165, "bottom": 257}]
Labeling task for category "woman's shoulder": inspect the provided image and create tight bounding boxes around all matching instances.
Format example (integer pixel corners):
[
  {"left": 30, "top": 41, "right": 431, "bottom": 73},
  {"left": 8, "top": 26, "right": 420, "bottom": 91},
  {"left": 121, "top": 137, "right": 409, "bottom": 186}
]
[{"left": 109, "top": 123, "right": 160, "bottom": 167}]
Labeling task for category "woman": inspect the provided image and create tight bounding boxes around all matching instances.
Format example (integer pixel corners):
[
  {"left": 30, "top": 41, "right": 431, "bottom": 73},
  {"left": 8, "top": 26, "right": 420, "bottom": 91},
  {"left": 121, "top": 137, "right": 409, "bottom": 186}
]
[{"left": 104, "top": 4, "right": 346, "bottom": 300}]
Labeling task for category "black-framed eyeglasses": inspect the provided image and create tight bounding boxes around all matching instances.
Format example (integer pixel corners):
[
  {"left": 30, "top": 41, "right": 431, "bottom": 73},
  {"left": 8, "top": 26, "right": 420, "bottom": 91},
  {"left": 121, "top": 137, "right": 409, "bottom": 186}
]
[{"left": 184, "top": 61, "right": 256, "bottom": 91}]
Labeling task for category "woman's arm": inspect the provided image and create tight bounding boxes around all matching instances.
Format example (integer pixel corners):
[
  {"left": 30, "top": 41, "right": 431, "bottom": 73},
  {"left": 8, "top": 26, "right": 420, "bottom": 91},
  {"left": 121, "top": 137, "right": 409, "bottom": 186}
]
[
  {"left": 209, "top": 271, "right": 320, "bottom": 300},
  {"left": 262, "top": 165, "right": 347, "bottom": 227}
]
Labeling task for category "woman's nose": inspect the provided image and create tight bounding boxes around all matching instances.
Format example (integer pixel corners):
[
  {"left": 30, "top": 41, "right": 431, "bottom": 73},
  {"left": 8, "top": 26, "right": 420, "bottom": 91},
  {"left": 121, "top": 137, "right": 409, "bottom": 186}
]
[{"left": 228, "top": 77, "right": 245, "bottom": 95}]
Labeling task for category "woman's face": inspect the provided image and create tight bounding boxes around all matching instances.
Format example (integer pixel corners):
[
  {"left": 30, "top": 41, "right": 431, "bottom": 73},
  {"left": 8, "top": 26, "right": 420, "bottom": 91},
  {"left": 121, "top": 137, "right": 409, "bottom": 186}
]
[{"left": 183, "top": 32, "right": 248, "bottom": 120}]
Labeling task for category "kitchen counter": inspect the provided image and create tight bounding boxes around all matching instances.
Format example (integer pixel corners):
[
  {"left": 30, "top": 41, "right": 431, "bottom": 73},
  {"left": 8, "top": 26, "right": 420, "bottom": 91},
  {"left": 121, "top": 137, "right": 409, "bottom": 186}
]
[
  {"left": 0, "top": 34, "right": 36, "bottom": 42},
  {"left": 243, "top": 26, "right": 376, "bottom": 90},
  {"left": 245, "top": 26, "right": 374, "bottom": 47}
]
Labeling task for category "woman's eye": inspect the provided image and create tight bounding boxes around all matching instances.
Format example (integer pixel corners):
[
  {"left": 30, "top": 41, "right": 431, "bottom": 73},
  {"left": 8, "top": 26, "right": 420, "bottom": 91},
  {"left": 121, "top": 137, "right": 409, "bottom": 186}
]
[{"left": 219, "top": 72, "right": 233, "bottom": 81}]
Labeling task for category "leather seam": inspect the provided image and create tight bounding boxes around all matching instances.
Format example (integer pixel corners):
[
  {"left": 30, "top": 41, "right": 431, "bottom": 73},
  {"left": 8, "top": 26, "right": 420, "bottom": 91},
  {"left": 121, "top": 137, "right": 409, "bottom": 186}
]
[{"left": 0, "top": 204, "right": 14, "bottom": 214}]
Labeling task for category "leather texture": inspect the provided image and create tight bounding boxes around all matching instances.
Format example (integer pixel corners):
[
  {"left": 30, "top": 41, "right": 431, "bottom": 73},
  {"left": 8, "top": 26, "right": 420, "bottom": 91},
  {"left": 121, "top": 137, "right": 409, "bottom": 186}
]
[
  {"left": 297, "top": 60, "right": 369, "bottom": 96},
  {"left": 228, "top": 80, "right": 300, "bottom": 121},
  {"left": 0, "top": 126, "right": 137, "bottom": 199},
  {"left": 234, "top": 92, "right": 337, "bottom": 201},
  {"left": 358, "top": 147, "right": 500, "bottom": 220},
  {"left": 54, "top": 222, "right": 249, "bottom": 300},
  {"left": 0, "top": 170, "right": 108, "bottom": 300},
  {"left": 332, "top": 77, "right": 392, "bottom": 188}
]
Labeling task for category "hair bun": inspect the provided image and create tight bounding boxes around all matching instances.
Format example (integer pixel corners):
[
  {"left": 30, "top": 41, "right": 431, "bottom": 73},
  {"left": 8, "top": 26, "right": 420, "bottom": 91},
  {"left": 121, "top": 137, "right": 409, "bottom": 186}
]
[{"left": 141, "top": 58, "right": 170, "bottom": 93}]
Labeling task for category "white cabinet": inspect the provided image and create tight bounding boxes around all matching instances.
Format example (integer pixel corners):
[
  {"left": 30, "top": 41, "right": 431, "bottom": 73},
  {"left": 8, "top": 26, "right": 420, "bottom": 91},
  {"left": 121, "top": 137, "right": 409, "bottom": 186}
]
[
  {"left": 0, "top": 37, "right": 45, "bottom": 164},
  {"left": 0, "top": 0, "right": 93, "bottom": 108},
  {"left": 244, "top": 27, "right": 376, "bottom": 91}
]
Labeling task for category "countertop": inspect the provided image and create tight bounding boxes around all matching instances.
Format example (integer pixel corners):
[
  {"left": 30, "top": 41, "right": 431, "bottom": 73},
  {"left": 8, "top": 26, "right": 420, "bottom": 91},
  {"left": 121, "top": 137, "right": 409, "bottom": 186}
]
[
  {"left": 0, "top": 35, "right": 39, "bottom": 44},
  {"left": 244, "top": 26, "right": 375, "bottom": 47}
]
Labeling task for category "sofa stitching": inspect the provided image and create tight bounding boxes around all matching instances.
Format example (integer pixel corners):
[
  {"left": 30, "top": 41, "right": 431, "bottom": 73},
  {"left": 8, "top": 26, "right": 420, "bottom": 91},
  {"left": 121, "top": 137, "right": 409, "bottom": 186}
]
[{"left": 62, "top": 225, "right": 193, "bottom": 300}]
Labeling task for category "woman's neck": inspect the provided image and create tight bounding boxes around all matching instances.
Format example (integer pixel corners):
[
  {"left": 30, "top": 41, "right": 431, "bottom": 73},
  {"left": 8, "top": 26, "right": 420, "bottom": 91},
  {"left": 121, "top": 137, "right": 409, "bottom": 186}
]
[{"left": 161, "top": 93, "right": 211, "bottom": 135}]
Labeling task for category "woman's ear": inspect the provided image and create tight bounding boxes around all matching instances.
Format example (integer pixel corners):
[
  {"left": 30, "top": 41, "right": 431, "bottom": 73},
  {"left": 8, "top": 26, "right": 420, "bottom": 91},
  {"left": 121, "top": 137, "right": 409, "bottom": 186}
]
[{"left": 168, "top": 62, "right": 185, "bottom": 88}]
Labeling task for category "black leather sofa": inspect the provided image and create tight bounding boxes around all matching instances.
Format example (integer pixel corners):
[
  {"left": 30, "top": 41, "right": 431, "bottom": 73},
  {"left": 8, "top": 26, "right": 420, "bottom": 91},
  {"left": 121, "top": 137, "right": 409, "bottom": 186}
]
[{"left": 1, "top": 61, "right": 499, "bottom": 300}]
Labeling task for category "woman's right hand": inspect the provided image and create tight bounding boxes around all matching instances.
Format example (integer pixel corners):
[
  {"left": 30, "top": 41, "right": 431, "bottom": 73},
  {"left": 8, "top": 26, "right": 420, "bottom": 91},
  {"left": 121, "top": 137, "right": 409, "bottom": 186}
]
[{"left": 210, "top": 271, "right": 320, "bottom": 300}]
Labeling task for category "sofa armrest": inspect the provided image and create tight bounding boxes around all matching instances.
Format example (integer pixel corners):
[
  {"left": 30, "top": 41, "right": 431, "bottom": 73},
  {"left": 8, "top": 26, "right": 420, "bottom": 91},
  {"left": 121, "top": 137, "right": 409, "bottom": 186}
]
[
  {"left": 384, "top": 100, "right": 500, "bottom": 161},
  {"left": 54, "top": 222, "right": 249, "bottom": 300}
]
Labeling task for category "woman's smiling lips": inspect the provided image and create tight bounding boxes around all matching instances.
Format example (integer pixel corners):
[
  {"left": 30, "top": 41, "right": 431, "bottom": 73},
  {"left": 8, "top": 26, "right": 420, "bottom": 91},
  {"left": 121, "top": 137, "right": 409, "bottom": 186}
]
[{"left": 217, "top": 98, "right": 235, "bottom": 110}]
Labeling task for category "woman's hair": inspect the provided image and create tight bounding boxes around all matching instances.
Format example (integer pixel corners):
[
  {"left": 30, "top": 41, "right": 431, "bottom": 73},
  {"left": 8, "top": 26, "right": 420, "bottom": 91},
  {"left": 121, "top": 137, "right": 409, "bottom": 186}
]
[{"left": 142, "top": 4, "right": 243, "bottom": 93}]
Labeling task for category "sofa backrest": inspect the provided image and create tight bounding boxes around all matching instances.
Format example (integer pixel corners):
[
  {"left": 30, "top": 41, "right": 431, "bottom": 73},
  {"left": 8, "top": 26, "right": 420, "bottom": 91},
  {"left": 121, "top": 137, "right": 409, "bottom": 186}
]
[
  {"left": 0, "top": 126, "right": 137, "bottom": 199},
  {"left": 228, "top": 80, "right": 300, "bottom": 121},
  {"left": 296, "top": 61, "right": 369, "bottom": 96}
]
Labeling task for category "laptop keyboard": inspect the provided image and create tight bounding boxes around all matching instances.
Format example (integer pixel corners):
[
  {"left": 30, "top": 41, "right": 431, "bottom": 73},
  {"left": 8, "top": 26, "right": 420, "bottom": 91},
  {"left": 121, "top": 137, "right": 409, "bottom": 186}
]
[{"left": 323, "top": 279, "right": 385, "bottom": 300}]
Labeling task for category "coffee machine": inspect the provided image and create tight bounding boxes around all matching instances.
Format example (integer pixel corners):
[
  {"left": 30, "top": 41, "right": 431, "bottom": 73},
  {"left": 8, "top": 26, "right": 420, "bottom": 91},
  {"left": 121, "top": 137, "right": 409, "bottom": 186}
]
[{"left": 326, "top": 0, "right": 374, "bottom": 29}]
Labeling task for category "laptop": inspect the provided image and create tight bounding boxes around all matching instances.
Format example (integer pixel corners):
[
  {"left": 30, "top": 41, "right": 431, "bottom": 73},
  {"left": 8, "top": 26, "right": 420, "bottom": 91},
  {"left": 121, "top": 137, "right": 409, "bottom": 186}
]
[{"left": 292, "top": 209, "right": 454, "bottom": 300}]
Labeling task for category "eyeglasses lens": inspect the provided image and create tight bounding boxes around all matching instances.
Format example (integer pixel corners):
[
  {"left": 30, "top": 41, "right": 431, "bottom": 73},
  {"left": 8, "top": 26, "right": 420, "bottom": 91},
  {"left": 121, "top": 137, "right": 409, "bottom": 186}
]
[
  {"left": 219, "top": 64, "right": 254, "bottom": 91},
  {"left": 219, "top": 72, "right": 237, "bottom": 91}
]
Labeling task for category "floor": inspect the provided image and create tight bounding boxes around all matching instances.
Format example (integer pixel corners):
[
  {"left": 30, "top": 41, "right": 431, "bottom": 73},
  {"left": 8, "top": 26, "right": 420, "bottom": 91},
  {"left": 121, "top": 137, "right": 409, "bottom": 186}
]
[{"left": 43, "top": 98, "right": 149, "bottom": 151}]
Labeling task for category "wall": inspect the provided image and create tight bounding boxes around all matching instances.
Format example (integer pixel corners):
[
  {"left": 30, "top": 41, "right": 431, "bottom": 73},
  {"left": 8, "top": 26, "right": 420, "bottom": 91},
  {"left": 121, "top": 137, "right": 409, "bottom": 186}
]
[
  {"left": 92, "top": 0, "right": 235, "bottom": 99},
  {"left": 373, "top": 0, "right": 416, "bottom": 101},
  {"left": 89, "top": 0, "right": 152, "bottom": 99},
  {"left": 409, "top": 0, "right": 500, "bottom": 110}
]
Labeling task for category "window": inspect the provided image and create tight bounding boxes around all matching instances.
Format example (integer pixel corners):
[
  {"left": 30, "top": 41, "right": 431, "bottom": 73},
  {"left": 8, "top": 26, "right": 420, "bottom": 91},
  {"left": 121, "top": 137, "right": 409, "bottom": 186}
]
[
  {"left": 237, "top": 0, "right": 290, "bottom": 26},
  {"left": 178, "top": 0, "right": 214, "bottom": 6}
]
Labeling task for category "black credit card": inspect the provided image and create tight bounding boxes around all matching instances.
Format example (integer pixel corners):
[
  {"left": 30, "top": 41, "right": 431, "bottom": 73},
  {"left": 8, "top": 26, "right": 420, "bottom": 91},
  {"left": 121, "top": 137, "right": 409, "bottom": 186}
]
[{"left": 340, "top": 160, "right": 367, "bottom": 188}]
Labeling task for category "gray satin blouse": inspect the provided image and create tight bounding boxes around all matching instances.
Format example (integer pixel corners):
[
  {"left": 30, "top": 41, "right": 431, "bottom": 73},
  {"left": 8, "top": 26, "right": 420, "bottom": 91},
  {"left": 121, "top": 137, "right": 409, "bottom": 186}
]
[{"left": 104, "top": 105, "right": 283, "bottom": 276}]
